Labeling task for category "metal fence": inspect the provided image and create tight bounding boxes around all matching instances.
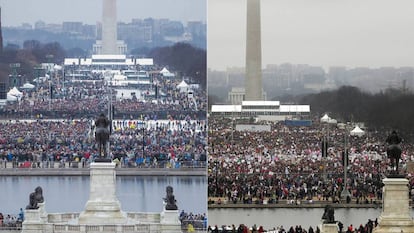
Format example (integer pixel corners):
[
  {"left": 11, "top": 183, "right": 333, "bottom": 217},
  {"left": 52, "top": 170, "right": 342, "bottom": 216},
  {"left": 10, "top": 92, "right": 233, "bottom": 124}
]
[{"left": 181, "top": 220, "right": 207, "bottom": 233}]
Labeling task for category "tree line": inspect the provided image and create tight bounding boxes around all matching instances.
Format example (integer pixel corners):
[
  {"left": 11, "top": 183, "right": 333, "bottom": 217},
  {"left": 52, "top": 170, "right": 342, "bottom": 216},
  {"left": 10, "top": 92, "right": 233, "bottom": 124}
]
[
  {"left": 301, "top": 86, "right": 414, "bottom": 142},
  {"left": 148, "top": 42, "right": 206, "bottom": 88}
]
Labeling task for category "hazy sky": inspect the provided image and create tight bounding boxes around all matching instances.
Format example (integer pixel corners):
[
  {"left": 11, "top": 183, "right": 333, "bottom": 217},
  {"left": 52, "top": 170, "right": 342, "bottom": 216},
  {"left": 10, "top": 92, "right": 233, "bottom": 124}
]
[
  {"left": 208, "top": 0, "right": 414, "bottom": 71},
  {"left": 0, "top": 0, "right": 206, "bottom": 26}
]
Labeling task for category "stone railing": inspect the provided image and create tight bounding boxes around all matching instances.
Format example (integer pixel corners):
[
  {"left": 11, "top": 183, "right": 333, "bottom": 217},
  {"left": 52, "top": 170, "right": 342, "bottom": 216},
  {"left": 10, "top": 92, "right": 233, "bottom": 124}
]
[
  {"left": 52, "top": 224, "right": 152, "bottom": 233},
  {"left": 127, "top": 212, "right": 160, "bottom": 223},
  {"left": 40, "top": 212, "right": 165, "bottom": 233},
  {"left": 48, "top": 213, "right": 80, "bottom": 223}
]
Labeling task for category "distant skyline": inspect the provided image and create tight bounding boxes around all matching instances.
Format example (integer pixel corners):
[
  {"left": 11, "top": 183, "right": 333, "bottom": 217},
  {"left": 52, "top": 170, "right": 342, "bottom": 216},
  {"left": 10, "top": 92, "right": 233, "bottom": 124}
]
[
  {"left": 0, "top": 0, "right": 206, "bottom": 27},
  {"left": 208, "top": 0, "right": 414, "bottom": 71}
]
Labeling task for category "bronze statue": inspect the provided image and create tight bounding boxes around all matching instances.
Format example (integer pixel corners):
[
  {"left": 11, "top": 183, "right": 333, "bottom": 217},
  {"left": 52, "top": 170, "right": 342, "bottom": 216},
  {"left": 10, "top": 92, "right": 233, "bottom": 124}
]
[
  {"left": 321, "top": 204, "right": 335, "bottom": 224},
  {"left": 26, "top": 193, "right": 37, "bottom": 209},
  {"left": 34, "top": 186, "right": 44, "bottom": 203},
  {"left": 95, "top": 113, "right": 111, "bottom": 158},
  {"left": 164, "top": 186, "right": 178, "bottom": 210},
  {"left": 386, "top": 130, "right": 402, "bottom": 175},
  {"left": 26, "top": 186, "right": 44, "bottom": 209}
]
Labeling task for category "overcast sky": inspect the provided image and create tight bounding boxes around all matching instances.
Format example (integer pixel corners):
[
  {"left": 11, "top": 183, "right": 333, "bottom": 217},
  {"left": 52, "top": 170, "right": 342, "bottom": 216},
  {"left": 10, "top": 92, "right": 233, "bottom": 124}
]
[
  {"left": 0, "top": 0, "right": 206, "bottom": 26},
  {"left": 208, "top": 0, "right": 414, "bottom": 71}
]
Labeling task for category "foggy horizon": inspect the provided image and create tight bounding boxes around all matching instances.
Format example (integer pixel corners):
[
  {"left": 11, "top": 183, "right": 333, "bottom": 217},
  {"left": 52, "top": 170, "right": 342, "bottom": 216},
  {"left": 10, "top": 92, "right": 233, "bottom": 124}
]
[
  {"left": 208, "top": 0, "right": 414, "bottom": 72},
  {"left": 0, "top": 0, "right": 206, "bottom": 27}
]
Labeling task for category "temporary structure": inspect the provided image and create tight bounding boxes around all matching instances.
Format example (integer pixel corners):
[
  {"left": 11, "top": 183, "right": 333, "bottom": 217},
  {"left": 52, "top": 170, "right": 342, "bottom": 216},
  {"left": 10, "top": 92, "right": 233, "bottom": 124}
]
[
  {"left": 350, "top": 126, "right": 365, "bottom": 137},
  {"left": 177, "top": 80, "right": 189, "bottom": 93},
  {"left": 21, "top": 82, "right": 35, "bottom": 89},
  {"left": 320, "top": 114, "right": 330, "bottom": 123},
  {"left": 6, "top": 93, "right": 18, "bottom": 101},
  {"left": 160, "top": 67, "right": 175, "bottom": 77},
  {"left": 8, "top": 87, "right": 23, "bottom": 98}
]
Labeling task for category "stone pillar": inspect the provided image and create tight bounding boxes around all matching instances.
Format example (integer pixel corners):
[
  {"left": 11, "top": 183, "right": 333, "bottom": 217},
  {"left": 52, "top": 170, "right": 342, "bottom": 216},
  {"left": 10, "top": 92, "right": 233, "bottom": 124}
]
[
  {"left": 245, "top": 0, "right": 262, "bottom": 101},
  {"left": 160, "top": 201, "right": 181, "bottom": 233},
  {"left": 37, "top": 202, "right": 48, "bottom": 223},
  {"left": 374, "top": 178, "right": 414, "bottom": 233},
  {"left": 22, "top": 207, "right": 46, "bottom": 233},
  {"left": 78, "top": 162, "right": 127, "bottom": 224}
]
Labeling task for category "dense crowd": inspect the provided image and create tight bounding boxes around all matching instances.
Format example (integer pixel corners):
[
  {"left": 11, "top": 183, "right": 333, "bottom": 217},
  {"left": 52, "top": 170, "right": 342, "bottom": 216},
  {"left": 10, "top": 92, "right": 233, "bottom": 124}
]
[
  {"left": 0, "top": 119, "right": 207, "bottom": 168},
  {"left": 208, "top": 218, "right": 377, "bottom": 233},
  {"left": 0, "top": 66, "right": 207, "bottom": 168},
  {"left": 208, "top": 116, "right": 414, "bottom": 204},
  {"left": 2, "top": 67, "right": 206, "bottom": 120}
]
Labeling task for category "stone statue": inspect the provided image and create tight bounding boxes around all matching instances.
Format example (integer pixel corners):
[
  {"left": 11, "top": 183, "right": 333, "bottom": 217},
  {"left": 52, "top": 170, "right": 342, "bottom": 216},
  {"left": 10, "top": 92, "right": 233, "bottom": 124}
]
[
  {"left": 26, "top": 192, "right": 38, "bottom": 209},
  {"left": 26, "top": 186, "right": 44, "bottom": 210},
  {"left": 164, "top": 186, "right": 178, "bottom": 210},
  {"left": 34, "top": 186, "right": 44, "bottom": 203},
  {"left": 95, "top": 113, "right": 111, "bottom": 158},
  {"left": 386, "top": 130, "right": 402, "bottom": 175},
  {"left": 321, "top": 204, "right": 335, "bottom": 224}
]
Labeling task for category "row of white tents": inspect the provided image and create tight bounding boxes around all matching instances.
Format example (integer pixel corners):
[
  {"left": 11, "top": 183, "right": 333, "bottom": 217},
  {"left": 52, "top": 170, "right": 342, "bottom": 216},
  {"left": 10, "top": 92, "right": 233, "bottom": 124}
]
[
  {"left": 6, "top": 80, "right": 194, "bottom": 101},
  {"left": 6, "top": 83, "right": 36, "bottom": 101},
  {"left": 320, "top": 113, "right": 365, "bottom": 137}
]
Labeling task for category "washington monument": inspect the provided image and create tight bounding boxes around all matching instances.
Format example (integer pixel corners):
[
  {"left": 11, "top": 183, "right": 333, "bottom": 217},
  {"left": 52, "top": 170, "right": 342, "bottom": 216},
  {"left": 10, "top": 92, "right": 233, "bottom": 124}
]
[
  {"left": 245, "top": 0, "right": 263, "bottom": 100},
  {"left": 102, "top": 0, "right": 118, "bottom": 54}
]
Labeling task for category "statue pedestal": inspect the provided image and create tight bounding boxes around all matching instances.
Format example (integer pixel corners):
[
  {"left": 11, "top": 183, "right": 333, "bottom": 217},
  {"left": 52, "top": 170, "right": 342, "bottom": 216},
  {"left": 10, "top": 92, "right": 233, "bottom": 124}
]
[
  {"left": 161, "top": 209, "right": 180, "bottom": 225},
  {"left": 374, "top": 178, "right": 414, "bottom": 233},
  {"left": 23, "top": 209, "right": 43, "bottom": 224},
  {"left": 22, "top": 205, "right": 52, "bottom": 233},
  {"left": 78, "top": 162, "right": 127, "bottom": 224},
  {"left": 160, "top": 208, "right": 181, "bottom": 233},
  {"left": 159, "top": 201, "right": 181, "bottom": 233},
  {"left": 320, "top": 223, "right": 338, "bottom": 233}
]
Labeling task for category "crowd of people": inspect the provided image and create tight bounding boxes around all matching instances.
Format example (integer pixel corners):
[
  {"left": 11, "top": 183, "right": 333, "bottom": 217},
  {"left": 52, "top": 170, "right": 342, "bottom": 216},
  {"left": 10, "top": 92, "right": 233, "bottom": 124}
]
[
  {"left": 180, "top": 210, "right": 207, "bottom": 232},
  {"left": 0, "top": 66, "right": 208, "bottom": 169},
  {"left": 207, "top": 218, "right": 377, "bottom": 233},
  {"left": 0, "top": 119, "right": 207, "bottom": 168},
  {"left": 1, "top": 66, "right": 206, "bottom": 121},
  {"left": 0, "top": 209, "right": 24, "bottom": 230},
  {"left": 208, "top": 116, "right": 414, "bottom": 205}
]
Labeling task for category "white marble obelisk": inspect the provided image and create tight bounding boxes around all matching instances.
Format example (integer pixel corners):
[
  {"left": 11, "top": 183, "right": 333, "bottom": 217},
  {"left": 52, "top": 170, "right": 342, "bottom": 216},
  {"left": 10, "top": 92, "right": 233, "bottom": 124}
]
[
  {"left": 102, "top": 0, "right": 118, "bottom": 54},
  {"left": 245, "top": 0, "right": 263, "bottom": 100}
]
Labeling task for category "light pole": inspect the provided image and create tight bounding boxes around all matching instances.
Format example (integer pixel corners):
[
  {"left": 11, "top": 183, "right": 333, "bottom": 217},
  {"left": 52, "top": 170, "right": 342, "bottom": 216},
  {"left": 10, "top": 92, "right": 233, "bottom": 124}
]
[
  {"left": 142, "top": 126, "right": 145, "bottom": 158},
  {"left": 33, "top": 65, "right": 42, "bottom": 90},
  {"left": 341, "top": 125, "right": 351, "bottom": 200},
  {"left": 214, "top": 160, "right": 219, "bottom": 197},
  {"left": 9, "top": 63, "right": 20, "bottom": 87},
  {"left": 138, "top": 121, "right": 145, "bottom": 158},
  {"left": 48, "top": 80, "right": 51, "bottom": 111},
  {"left": 107, "top": 77, "right": 112, "bottom": 158}
]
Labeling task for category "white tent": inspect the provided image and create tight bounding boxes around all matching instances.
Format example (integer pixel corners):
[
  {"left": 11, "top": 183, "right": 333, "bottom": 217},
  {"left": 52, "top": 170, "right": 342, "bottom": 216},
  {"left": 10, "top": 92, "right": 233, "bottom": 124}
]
[
  {"left": 177, "top": 80, "right": 189, "bottom": 93},
  {"left": 160, "top": 67, "right": 175, "bottom": 77},
  {"left": 350, "top": 126, "right": 365, "bottom": 137},
  {"left": 321, "top": 114, "right": 331, "bottom": 123},
  {"left": 8, "top": 87, "right": 23, "bottom": 97},
  {"left": 21, "top": 82, "right": 35, "bottom": 89},
  {"left": 327, "top": 118, "right": 337, "bottom": 124},
  {"left": 320, "top": 113, "right": 337, "bottom": 124},
  {"left": 6, "top": 93, "right": 18, "bottom": 101}
]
